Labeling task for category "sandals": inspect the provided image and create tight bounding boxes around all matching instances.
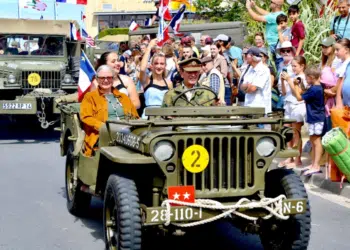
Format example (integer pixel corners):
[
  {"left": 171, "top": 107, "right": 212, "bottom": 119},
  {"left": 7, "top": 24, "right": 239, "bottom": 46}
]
[{"left": 302, "top": 169, "right": 322, "bottom": 177}]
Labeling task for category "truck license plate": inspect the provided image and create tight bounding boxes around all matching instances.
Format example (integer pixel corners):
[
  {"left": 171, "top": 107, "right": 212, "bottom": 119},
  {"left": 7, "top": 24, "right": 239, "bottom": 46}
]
[
  {"left": 147, "top": 207, "right": 203, "bottom": 224},
  {"left": 282, "top": 199, "right": 307, "bottom": 215},
  {"left": 2, "top": 103, "right": 33, "bottom": 110}
]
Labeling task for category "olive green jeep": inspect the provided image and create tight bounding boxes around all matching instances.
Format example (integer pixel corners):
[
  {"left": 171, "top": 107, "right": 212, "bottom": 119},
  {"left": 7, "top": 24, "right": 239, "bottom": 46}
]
[
  {"left": 57, "top": 101, "right": 311, "bottom": 250},
  {"left": 0, "top": 19, "right": 83, "bottom": 129}
]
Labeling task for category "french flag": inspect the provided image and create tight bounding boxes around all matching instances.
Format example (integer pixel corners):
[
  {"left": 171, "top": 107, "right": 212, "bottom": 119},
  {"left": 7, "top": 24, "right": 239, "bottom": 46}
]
[
  {"left": 78, "top": 50, "right": 96, "bottom": 102},
  {"left": 158, "top": 0, "right": 172, "bottom": 21},
  {"left": 157, "top": 18, "right": 169, "bottom": 47},
  {"left": 56, "top": 0, "right": 87, "bottom": 4},
  {"left": 70, "top": 22, "right": 82, "bottom": 41},
  {"left": 129, "top": 20, "right": 140, "bottom": 31},
  {"left": 169, "top": 4, "right": 186, "bottom": 37},
  {"left": 145, "top": 18, "right": 152, "bottom": 27}
]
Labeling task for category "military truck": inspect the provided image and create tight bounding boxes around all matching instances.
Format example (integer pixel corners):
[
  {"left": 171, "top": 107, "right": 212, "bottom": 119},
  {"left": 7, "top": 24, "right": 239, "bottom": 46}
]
[
  {"left": 129, "top": 21, "right": 247, "bottom": 47},
  {"left": 0, "top": 19, "right": 82, "bottom": 129},
  {"left": 57, "top": 96, "right": 311, "bottom": 250}
]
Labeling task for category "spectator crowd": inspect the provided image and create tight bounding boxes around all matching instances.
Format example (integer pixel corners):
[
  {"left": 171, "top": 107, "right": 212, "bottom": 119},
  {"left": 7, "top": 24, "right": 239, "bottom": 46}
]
[{"left": 85, "top": 0, "right": 350, "bottom": 177}]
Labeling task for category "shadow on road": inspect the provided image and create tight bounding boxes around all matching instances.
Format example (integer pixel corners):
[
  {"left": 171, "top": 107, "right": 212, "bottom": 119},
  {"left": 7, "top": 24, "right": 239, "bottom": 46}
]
[{"left": 0, "top": 116, "right": 60, "bottom": 143}]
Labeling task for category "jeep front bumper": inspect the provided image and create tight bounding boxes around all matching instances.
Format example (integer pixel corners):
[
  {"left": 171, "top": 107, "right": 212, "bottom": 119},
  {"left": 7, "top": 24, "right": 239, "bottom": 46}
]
[{"left": 143, "top": 197, "right": 307, "bottom": 226}]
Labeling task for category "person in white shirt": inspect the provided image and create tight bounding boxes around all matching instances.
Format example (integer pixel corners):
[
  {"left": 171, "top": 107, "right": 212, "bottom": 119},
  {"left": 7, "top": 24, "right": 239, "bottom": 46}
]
[
  {"left": 240, "top": 47, "right": 272, "bottom": 123},
  {"left": 279, "top": 55, "right": 307, "bottom": 168}
]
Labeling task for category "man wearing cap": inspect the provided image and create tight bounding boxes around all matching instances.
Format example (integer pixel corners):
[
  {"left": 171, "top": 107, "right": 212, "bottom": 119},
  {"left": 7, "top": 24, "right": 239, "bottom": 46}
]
[
  {"left": 162, "top": 58, "right": 218, "bottom": 107},
  {"left": 245, "top": 0, "right": 285, "bottom": 61},
  {"left": 199, "top": 57, "right": 225, "bottom": 102},
  {"left": 213, "top": 34, "right": 235, "bottom": 104},
  {"left": 240, "top": 47, "right": 272, "bottom": 118}
]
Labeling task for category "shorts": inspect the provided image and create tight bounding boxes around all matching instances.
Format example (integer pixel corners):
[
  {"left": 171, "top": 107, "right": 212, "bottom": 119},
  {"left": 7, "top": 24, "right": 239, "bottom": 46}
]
[
  {"left": 308, "top": 122, "right": 324, "bottom": 136},
  {"left": 284, "top": 102, "right": 306, "bottom": 123}
]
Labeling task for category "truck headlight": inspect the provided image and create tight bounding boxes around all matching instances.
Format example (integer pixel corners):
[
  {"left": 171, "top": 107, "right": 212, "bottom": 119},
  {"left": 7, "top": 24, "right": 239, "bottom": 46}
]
[
  {"left": 256, "top": 137, "right": 276, "bottom": 157},
  {"left": 63, "top": 74, "right": 72, "bottom": 84},
  {"left": 154, "top": 141, "right": 175, "bottom": 161},
  {"left": 7, "top": 74, "right": 16, "bottom": 84}
]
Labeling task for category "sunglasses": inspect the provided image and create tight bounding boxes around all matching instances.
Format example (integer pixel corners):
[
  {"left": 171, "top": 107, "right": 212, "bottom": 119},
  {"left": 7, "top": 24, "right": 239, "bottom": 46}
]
[
  {"left": 97, "top": 76, "right": 114, "bottom": 82},
  {"left": 280, "top": 49, "right": 292, "bottom": 53}
]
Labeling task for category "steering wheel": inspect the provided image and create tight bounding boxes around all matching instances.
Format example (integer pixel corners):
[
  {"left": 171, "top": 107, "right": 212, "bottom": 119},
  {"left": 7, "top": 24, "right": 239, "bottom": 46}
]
[{"left": 172, "top": 87, "right": 218, "bottom": 106}]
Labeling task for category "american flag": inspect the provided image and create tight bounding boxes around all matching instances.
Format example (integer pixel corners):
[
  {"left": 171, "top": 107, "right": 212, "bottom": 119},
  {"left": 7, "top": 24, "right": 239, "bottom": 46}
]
[{"left": 82, "top": 28, "right": 95, "bottom": 47}]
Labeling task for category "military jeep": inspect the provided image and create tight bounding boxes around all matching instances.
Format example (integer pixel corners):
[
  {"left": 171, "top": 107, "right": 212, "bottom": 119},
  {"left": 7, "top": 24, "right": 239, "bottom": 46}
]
[
  {"left": 58, "top": 103, "right": 311, "bottom": 250},
  {"left": 0, "top": 19, "right": 82, "bottom": 129}
]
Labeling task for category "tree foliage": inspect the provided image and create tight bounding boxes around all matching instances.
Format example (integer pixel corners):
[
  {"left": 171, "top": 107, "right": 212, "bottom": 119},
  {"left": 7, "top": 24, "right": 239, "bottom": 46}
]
[
  {"left": 195, "top": 0, "right": 337, "bottom": 64},
  {"left": 98, "top": 28, "right": 129, "bottom": 39}
]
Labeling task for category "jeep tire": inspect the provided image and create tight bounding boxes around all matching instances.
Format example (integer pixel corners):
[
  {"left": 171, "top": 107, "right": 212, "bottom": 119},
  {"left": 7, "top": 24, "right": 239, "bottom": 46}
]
[
  {"left": 103, "top": 174, "right": 142, "bottom": 250},
  {"left": 65, "top": 143, "right": 91, "bottom": 216},
  {"left": 260, "top": 169, "right": 311, "bottom": 250}
]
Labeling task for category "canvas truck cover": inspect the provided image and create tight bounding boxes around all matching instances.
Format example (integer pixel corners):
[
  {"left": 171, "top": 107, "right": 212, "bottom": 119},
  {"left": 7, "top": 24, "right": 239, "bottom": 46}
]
[
  {"left": 0, "top": 19, "right": 75, "bottom": 37},
  {"left": 129, "top": 21, "right": 247, "bottom": 47}
]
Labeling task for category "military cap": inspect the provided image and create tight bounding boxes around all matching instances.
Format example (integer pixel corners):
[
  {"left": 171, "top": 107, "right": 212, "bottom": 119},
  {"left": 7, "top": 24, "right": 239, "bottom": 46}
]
[{"left": 178, "top": 58, "right": 202, "bottom": 72}]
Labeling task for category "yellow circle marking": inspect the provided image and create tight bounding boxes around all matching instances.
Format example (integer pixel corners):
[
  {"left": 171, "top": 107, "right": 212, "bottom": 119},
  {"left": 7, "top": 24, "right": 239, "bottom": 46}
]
[
  {"left": 28, "top": 73, "right": 41, "bottom": 86},
  {"left": 182, "top": 145, "right": 209, "bottom": 174}
]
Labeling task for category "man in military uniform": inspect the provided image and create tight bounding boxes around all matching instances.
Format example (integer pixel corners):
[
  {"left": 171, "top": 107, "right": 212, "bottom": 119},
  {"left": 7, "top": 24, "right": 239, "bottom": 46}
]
[{"left": 162, "top": 58, "right": 219, "bottom": 107}]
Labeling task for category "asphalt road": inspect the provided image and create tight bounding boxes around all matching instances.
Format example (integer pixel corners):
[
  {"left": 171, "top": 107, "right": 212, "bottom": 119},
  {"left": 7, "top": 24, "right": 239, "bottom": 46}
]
[{"left": 0, "top": 121, "right": 350, "bottom": 250}]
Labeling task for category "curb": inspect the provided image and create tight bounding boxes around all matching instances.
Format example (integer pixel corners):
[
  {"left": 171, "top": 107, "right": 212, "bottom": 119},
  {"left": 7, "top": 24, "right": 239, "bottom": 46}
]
[
  {"left": 271, "top": 133, "right": 350, "bottom": 199},
  {"left": 293, "top": 168, "right": 350, "bottom": 199}
]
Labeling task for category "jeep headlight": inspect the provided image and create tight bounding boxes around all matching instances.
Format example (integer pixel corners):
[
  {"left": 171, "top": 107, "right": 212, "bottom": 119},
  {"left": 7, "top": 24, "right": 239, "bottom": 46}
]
[
  {"left": 63, "top": 74, "right": 72, "bottom": 84},
  {"left": 154, "top": 141, "right": 175, "bottom": 161},
  {"left": 256, "top": 137, "right": 276, "bottom": 157},
  {"left": 7, "top": 74, "right": 16, "bottom": 84}
]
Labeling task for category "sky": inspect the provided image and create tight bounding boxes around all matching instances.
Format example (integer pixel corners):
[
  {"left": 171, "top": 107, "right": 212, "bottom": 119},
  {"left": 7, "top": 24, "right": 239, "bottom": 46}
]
[{"left": 0, "top": 0, "right": 86, "bottom": 28}]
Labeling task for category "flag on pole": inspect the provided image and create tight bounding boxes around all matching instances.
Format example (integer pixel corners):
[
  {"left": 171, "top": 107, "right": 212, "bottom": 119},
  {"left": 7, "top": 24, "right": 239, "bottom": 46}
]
[
  {"left": 78, "top": 50, "right": 95, "bottom": 101},
  {"left": 81, "top": 11, "right": 86, "bottom": 21},
  {"left": 82, "top": 28, "right": 95, "bottom": 47},
  {"left": 157, "top": 1, "right": 169, "bottom": 47},
  {"left": 158, "top": 0, "right": 172, "bottom": 21},
  {"left": 56, "top": 0, "right": 87, "bottom": 4},
  {"left": 145, "top": 18, "right": 152, "bottom": 27},
  {"left": 129, "top": 19, "right": 140, "bottom": 31},
  {"left": 169, "top": 4, "right": 186, "bottom": 37},
  {"left": 70, "top": 22, "right": 82, "bottom": 41}
]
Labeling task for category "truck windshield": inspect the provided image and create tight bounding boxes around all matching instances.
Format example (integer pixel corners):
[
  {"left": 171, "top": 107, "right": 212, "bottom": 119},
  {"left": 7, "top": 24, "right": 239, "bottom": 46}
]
[{"left": 0, "top": 35, "right": 64, "bottom": 56}]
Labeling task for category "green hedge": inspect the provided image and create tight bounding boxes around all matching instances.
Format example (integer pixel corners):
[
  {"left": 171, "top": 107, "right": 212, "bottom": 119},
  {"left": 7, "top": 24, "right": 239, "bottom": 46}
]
[{"left": 98, "top": 28, "right": 129, "bottom": 39}]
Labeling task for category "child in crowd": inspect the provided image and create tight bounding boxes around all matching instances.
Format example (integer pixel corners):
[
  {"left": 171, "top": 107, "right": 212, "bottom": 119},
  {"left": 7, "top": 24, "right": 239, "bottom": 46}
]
[
  {"left": 276, "top": 14, "right": 291, "bottom": 70},
  {"left": 320, "top": 37, "right": 338, "bottom": 132},
  {"left": 288, "top": 66, "right": 325, "bottom": 176},
  {"left": 279, "top": 56, "right": 307, "bottom": 168},
  {"left": 288, "top": 5, "right": 306, "bottom": 56}
]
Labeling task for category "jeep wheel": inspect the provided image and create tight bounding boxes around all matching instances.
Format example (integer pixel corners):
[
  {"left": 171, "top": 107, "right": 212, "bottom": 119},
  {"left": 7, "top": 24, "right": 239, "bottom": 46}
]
[
  {"left": 103, "top": 174, "right": 142, "bottom": 250},
  {"left": 259, "top": 169, "right": 311, "bottom": 250},
  {"left": 65, "top": 143, "right": 91, "bottom": 216}
]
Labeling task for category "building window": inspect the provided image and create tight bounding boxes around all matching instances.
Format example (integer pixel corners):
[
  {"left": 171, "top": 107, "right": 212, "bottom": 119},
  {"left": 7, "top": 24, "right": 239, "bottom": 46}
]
[{"left": 102, "top": 4, "right": 113, "bottom": 11}]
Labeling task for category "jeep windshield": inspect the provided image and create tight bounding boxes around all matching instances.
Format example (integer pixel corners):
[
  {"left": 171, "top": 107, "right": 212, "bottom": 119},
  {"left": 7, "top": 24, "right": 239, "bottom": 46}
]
[{"left": 0, "top": 34, "right": 64, "bottom": 56}]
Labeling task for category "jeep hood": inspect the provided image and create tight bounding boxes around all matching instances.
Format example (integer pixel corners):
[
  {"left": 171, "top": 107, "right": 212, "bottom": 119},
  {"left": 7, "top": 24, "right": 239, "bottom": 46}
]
[{"left": 0, "top": 60, "right": 66, "bottom": 71}]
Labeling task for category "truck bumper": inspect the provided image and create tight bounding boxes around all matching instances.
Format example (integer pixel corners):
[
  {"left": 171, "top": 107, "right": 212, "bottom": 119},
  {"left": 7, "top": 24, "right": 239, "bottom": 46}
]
[{"left": 0, "top": 96, "right": 62, "bottom": 115}]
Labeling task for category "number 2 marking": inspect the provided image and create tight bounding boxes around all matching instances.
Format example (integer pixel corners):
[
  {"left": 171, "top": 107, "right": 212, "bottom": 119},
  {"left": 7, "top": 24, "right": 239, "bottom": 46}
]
[
  {"left": 191, "top": 150, "right": 201, "bottom": 168},
  {"left": 151, "top": 210, "right": 159, "bottom": 222}
]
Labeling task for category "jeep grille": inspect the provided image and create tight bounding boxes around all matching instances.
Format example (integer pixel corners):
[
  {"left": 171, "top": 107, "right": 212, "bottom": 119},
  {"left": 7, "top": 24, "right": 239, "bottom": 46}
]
[
  {"left": 177, "top": 135, "right": 256, "bottom": 198},
  {"left": 21, "top": 71, "right": 62, "bottom": 90}
]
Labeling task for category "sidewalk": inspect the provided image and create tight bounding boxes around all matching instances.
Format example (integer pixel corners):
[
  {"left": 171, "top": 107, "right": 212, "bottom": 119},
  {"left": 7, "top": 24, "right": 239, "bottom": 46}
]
[{"left": 271, "top": 128, "right": 350, "bottom": 199}]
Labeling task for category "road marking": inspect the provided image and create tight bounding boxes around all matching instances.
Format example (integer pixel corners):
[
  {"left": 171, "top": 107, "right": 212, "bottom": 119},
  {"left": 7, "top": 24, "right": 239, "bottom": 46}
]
[{"left": 305, "top": 184, "right": 350, "bottom": 209}]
